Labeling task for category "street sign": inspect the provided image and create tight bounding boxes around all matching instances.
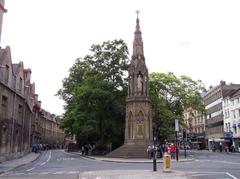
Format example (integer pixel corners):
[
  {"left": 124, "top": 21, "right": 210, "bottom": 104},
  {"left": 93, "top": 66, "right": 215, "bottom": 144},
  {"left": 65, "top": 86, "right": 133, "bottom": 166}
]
[{"left": 175, "top": 119, "right": 179, "bottom": 132}]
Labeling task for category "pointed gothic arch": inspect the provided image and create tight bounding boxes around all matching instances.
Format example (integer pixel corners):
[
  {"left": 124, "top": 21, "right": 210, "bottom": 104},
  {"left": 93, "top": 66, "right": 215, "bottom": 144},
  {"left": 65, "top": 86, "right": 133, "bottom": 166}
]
[{"left": 128, "top": 112, "right": 133, "bottom": 139}]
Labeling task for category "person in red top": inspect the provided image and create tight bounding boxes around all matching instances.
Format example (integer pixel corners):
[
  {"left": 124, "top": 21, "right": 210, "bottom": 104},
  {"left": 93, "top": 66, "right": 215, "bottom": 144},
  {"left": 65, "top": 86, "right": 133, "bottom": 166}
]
[{"left": 169, "top": 144, "right": 175, "bottom": 159}]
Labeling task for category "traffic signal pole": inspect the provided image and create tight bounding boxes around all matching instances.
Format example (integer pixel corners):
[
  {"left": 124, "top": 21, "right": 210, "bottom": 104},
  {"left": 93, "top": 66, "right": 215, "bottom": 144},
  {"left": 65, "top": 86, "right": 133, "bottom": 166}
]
[
  {"left": 153, "top": 137, "right": 157, "bottom": 171},
  {"left": 175, "top": 131, "right": 178, "bottom": 161},
  {"left": 183, "top": 129, "right": 187, "bottom": 159}
]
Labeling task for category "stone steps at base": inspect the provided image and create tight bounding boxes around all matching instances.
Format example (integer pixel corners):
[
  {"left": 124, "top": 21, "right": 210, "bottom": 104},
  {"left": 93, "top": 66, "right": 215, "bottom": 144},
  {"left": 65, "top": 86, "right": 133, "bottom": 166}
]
[{"left": 106, "top": 144, "right": 149, "bottom": 158}]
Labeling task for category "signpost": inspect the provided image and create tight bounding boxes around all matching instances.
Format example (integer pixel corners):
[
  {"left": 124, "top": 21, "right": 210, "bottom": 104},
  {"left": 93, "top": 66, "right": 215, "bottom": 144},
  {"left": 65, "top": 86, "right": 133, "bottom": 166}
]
[
  {"left": 175, "top": 119, "right": 179, "bottom": 161},
  {"left": 153, "top": 136, "right": 157, "bottom": 171}
]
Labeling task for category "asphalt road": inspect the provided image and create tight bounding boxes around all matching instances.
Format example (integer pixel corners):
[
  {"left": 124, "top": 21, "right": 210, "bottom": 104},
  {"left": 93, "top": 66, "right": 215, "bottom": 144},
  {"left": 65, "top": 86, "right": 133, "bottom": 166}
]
[{"left": 0, "top": 149, "right": 240, "bottom": 179}]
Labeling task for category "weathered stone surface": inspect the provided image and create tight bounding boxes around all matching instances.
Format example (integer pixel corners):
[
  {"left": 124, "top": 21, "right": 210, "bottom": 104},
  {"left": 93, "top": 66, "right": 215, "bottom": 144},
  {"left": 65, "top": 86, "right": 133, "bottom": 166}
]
[{"left": 107, "top": 15, "right": 152, "bottom": 158}]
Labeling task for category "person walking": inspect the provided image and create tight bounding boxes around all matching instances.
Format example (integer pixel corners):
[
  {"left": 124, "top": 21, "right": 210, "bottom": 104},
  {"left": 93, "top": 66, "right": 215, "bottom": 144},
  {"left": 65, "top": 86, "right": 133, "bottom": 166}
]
[{"left": 170, "top": 143, "right": 175, "bottom": 159}]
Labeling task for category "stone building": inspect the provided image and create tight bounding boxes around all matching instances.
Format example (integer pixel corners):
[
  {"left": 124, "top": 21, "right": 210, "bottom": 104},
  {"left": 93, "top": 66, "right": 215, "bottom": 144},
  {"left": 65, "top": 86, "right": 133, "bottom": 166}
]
[
  {"left": 0, "top": 46, "right": 65, "bottom": 162},
  {"left": 203, "top": 81, "right": 240, "bottom": 151},
  {"left": 107, "top": 14, "right": 152, "bottom": 158},
  {"left": 223, "top": 88, "right": 240, "bottom": 152},
  {"left": 183, "top": 108, "right": 206, "bottom": 149},
  {"left": 0, "top": 0, "right": 6, "bottom": 43}
]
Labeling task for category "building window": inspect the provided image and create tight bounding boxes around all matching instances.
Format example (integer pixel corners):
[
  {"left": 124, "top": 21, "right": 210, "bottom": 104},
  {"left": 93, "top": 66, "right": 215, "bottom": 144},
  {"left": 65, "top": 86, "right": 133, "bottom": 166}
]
[
  {"left": 1, "top": 96, "right": 8, "bottom": 118},
  {"left": 19, "top": 77, "right": 23, "bottom": 92},
  {"left": 4, "top": 65, "right": 9, "bottom": 83},
  {"left": 228, "top": 122, "right": 231, "bottom": 132},
  {"left": 234, "top": 125, "right": 237, "bottom": 134},
  {"left": 17, "top": 104, "right": 23, "bottom": 121}
]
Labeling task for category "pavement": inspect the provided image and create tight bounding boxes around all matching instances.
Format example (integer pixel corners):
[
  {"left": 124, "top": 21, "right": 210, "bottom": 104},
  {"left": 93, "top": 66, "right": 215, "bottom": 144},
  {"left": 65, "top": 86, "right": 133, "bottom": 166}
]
[
  {"left": 0, "top": 152, "right": 40, "bottom": 174},
  {"left": 71, "top": 151, "right": 194, "bottom": 163},
  {"left": 78, "top": 170, "right": 192, "bottom": 179}
]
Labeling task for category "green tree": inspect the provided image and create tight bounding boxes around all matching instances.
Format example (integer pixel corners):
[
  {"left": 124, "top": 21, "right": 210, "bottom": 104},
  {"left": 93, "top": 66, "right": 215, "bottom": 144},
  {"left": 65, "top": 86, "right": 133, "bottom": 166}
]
[
  {"left": 57, "top": 39, "right": 130, "bottom": 149},
  {"left": 149, "top": 72, "right": 206, "bottom": 143}
]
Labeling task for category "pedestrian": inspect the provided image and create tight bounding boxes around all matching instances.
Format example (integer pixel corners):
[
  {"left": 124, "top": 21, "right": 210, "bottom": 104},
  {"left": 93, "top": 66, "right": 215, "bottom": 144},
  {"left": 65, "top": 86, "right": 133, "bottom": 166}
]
[
  {"left": 158, "top": 145, "right": 163, "bottom": 158},
  {"left": 81, "top": 146, "right": 85, "bottom": 155},
  {"left": 219, "top": 142, "right": 223, "bottom": 152},
  {"left": 88, "top": 144, "right": 93, "bottom": 155},
  {"left": 170, "top": 144, "right": 175, "bottom": 159},
  {"left": 146, "top": 145, "right": 152, "bottom": 159}
]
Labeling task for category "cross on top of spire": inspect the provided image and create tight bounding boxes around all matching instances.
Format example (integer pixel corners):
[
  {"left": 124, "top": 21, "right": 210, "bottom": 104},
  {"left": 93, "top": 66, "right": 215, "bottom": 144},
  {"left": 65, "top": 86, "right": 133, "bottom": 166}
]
[
  {"left": 136, "top": 10, "right": 140, "bottom": 17},
  {"left": 132, "top": 10, "right": 144, "bottom": 57}
]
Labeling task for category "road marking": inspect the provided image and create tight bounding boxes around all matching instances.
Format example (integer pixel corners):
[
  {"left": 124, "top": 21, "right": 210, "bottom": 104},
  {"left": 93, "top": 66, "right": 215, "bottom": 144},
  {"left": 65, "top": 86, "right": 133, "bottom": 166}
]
[
  {"left": 46, "top": 151, "right": 52, "bottom": 162},
  {"left": 196, "top": 160, "right": 240, "bottom": 165},
  {"left": 61, "top": 150, "right": 78, "bottom": 156},
  {"left": 40, "top": 172, "right": 49, "bottom": 175},
  {"left": 26, "top": 150, "right": 51, "bottom": 172},
  {"left": 57, "top": 157, "right": 75, "bottom": 161},
  {"left": 226, "top": 172, "right": 239, "bottom": 179},
  {"left": 26, "top": 167, "right": 35, "bottom": 172},
  {"left": 7, "top": 171, "right": 80, "bottom": 176},
  {"left": 40, "top": 162, "right": 46, "bottom": 166}
]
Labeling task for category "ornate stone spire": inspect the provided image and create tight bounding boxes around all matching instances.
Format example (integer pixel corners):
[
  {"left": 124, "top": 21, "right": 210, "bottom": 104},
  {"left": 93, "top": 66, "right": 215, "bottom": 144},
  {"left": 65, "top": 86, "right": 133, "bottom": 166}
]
[{"left": 132, "top": 11, "right": 144, "bottom": 57}]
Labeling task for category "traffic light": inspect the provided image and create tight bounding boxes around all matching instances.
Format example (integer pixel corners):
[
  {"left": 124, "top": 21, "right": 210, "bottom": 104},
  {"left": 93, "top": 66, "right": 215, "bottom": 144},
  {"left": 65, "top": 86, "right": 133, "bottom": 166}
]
[{"left": 183, "top": 129, "right": 187, "bottom": 140}]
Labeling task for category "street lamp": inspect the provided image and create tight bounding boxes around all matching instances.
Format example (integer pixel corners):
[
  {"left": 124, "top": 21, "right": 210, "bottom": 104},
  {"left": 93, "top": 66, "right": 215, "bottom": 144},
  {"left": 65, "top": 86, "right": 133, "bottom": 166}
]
[
  {"left": 175, "top": 119, "right": 179, "bottom": 161},
  {"left": 153, "top": 136, "right": 157, "bottom": 172}
]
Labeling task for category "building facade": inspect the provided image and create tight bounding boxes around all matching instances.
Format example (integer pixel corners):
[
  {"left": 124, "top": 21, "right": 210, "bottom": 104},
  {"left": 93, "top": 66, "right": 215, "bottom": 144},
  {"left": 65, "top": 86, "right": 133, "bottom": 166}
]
[
  {"left": 183, "top": 108, "right": 206, "bottom": 149},
  {"left": 223, "top": 89, "right": 240, "bottom": 152},
  {"left": 203, "top": 81, "right": 240, "bottom": 151},
  {"left": 0, "top": 46, "right": 64, "bottom": 162}
]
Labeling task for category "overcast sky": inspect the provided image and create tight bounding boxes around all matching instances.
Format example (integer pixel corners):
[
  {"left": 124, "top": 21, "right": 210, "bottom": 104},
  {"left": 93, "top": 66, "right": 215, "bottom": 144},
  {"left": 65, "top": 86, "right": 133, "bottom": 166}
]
[{"left": 2, "top": 0, "right": 240, "bottom": 115}]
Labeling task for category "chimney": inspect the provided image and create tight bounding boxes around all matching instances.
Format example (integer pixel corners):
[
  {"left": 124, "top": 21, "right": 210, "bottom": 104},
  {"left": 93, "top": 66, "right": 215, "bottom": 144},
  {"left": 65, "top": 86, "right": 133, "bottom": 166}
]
[
  {"left": 24, "top": 68, "right": 32, "bottom": 84},
  {"left": 0, "top": 0, "right": 6, "bottom": 45}
]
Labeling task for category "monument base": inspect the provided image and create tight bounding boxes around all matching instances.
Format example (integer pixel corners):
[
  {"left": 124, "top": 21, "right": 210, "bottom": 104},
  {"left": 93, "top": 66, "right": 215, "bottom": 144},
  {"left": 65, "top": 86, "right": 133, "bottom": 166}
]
[{"left": 106, "top": 140, "right": 152, "bottom": 158}]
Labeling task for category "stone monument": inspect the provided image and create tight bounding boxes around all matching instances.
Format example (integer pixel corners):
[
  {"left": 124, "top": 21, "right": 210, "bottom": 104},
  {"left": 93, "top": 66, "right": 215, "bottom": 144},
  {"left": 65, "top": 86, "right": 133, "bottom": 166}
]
[{"left": 107, "top": 12, "right": 153, "bottom": 158}]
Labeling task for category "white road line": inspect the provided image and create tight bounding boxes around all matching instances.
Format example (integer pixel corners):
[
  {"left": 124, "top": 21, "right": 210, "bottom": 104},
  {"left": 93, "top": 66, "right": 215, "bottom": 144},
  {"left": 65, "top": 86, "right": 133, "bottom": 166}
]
[
  {"left": 40, "top": 162, "right": 46, "bottom": 166},
  {"left": 54, "top": 171, "right": 64, "bottom": 174},
  {"left": 61, "top": 150, "right": 78, "bottom": 156},
  {"left": 46, "top": 151, "right": 52, "bottom": 162},
  {"left": 26, "top": 150, "right": 51, "bottom": 172},
  {"left": 197, "top": 160, "right": 240, "bottom": 165},
  {"left": 26, "top": 167, "right": 35, "bottom": 172},
  {"left": 40, "top": 172, "right": 49, "bottom": 175},
  {"left": 192, "top": 173, "right": 223, "bottom": 177},
  {"left": 226, "top": 172, "right": 239, "bottom": 179}
]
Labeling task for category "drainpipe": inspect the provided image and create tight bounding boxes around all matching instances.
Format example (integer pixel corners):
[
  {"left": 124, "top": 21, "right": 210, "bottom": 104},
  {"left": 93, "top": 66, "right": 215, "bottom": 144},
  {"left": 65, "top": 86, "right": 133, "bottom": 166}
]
[
  {"left": 10, "top": 75, "right": 17, "bottom": 154},
  {"left": 21, "top": 99, "right": 26, "bottom": 154}
]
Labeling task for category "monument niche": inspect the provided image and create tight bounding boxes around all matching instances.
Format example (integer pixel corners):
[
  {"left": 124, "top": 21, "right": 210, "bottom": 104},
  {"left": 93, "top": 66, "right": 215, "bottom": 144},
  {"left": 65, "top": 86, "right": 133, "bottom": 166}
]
[{"left": 107, "top": 13, "right": 153, "bottom": 158}]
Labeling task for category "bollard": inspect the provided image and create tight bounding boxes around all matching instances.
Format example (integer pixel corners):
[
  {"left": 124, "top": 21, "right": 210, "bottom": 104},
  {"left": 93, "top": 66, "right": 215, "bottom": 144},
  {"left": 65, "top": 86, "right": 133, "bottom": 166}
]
[{"left": 163, "top": 153, "right": 171, "bottom": 173}]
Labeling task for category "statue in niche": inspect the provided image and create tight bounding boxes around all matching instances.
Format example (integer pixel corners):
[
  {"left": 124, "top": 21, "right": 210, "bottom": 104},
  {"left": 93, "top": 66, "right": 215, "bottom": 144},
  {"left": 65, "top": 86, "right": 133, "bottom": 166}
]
[
  {"left": 137, "top": 73, "right": 143, "bottom": 94},
  {"left": 137, "top": 124, "right": 144, "bottom": 137},
  {"left": 128, "top": 76, "right": 132, "bottom": 95}
]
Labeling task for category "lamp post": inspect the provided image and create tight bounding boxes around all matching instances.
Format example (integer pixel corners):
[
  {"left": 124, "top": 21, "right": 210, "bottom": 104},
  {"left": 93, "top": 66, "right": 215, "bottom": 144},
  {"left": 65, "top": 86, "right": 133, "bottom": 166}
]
[
  {"left": 175, "top": 119, "right": 179, "bottom": 161},
  {"left": 153, "top": 136, "right": 157, "bottom": 171}
]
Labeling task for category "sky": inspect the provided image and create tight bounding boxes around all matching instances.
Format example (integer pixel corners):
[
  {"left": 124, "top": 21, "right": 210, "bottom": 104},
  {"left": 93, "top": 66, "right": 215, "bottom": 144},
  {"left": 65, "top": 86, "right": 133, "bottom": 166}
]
[{"left": 2, "top": 0, "right": 240, "bottom": 115}]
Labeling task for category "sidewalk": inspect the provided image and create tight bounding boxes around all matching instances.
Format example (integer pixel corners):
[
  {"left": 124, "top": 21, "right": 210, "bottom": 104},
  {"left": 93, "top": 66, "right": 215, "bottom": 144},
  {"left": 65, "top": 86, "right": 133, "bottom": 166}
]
[
  {"left": 78, "top": 170, "right": 192, "bottom": 179},
  {"left": 0, "top": 152, "right": 40, "bottom": 174},
  {"left": 71, "top": 151, "right": 194, "bottom": 163}
]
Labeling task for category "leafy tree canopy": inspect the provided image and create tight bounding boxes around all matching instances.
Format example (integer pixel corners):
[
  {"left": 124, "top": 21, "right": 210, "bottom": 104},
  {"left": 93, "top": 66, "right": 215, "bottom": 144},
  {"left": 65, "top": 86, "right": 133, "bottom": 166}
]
[
  {"left": 57, "top": 39, "right": 130, "bottom": 148},
  {"left": 149, "top": 72, "right": 206, "bottom": 143}
]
